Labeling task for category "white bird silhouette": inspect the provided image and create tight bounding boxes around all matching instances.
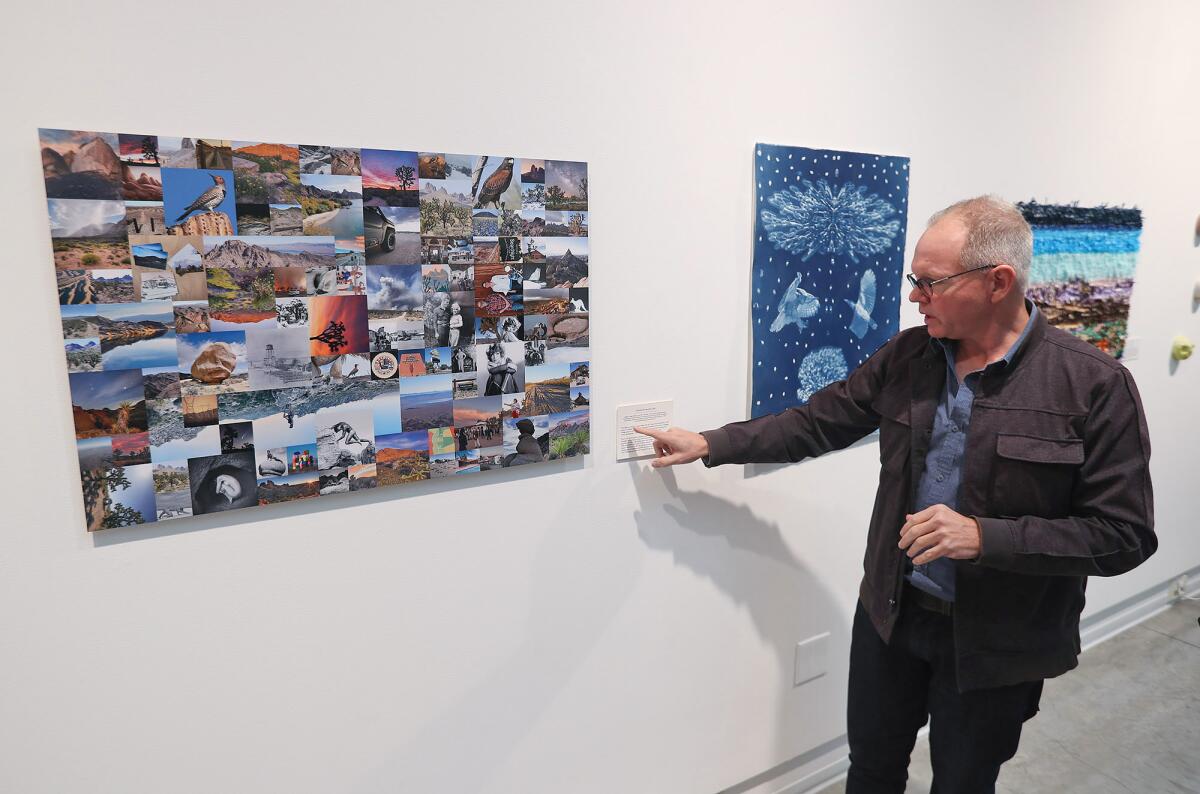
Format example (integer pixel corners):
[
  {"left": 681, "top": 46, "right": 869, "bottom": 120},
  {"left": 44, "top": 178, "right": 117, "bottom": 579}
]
[
  {"left": 770, "top": 272, "right": 821, "bottom": 333},
  {"left": 844, "top": 269, "right": 878, "bottom": 339}
]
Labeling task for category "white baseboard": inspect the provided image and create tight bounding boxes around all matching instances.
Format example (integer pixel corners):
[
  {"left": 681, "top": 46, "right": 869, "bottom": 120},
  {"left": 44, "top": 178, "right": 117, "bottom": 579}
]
[
  {"left": 1078, "top": 564, "right": 1200, "bottom": 650},
  {"left": 769, "top": 755, "right": 849, "bottom": 794},
  {"left": 721, "top": 566, "right": 1200, "bottom": 794}
]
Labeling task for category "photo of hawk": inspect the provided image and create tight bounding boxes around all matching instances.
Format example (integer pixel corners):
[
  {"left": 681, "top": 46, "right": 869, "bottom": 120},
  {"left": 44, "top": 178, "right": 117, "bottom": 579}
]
[{"left": 473, "top": 157, "right": 515, "bottom": 211}]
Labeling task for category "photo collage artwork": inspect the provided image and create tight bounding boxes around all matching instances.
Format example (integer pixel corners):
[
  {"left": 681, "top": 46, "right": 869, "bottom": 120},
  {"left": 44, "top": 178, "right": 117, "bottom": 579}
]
[{"left": 43, "top": 129, "right": 591, "bottom": 530}]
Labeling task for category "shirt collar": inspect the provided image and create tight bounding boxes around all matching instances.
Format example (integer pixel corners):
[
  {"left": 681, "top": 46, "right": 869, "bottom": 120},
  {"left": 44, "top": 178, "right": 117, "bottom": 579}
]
[{"left": 936, "top": 299, "right": 1039, "bottom": 373}]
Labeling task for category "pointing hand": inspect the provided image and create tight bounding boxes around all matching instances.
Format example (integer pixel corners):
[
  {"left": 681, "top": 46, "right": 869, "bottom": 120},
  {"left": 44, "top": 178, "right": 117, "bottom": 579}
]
[{"left": 633, "top": 426, "right": 710, "bottom": 469}]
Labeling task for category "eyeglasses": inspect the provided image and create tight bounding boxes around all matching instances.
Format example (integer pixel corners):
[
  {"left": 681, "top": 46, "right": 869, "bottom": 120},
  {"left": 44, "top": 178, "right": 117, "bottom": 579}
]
[{"left": 906, "top": 264, "right": 997, "bottom": 299}]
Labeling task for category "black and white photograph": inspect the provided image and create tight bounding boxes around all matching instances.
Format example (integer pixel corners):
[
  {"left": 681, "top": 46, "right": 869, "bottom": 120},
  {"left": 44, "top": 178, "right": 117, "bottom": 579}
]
[
  {"left": 476, "top": 341, "right": 525, "bottom": 397},
  {"left": 188, "top": 451, "right": 258, "bottom": 514},
  {"left": 524, "top": 339, "right": 547, "bottom": 367},
  {"left": 245, "top": 326, "right": 312, "bottom": 390},
  {"left": 447, "top": 291, "right": 475, "bottom": 347},
  {"left": 450, "top": 345, "right": 476, "bottom": 373},
  {"left": 275, "top": 297, "right": 310, "bottom": 328},
  {"left": 369, "top": 315, "right": 424, "bottom": 352},
  {"left": 316, "top": 407, "right": 375, "bottom": 471}
]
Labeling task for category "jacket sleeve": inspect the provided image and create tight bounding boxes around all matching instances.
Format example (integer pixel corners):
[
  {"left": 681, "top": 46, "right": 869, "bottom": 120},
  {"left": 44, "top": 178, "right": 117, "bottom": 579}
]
[
  {"left": 976, "top": 366, "right": 1156, "bottom": 576},
  {"left": 701, "top": 339, "right": 892, "bottom": 466}
]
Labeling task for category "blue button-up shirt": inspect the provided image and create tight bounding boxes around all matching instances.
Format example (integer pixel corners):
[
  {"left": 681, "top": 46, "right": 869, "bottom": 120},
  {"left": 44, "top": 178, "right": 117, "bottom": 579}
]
[{"left": 906, "top": 302, "right": 1038, "bottom": 601}]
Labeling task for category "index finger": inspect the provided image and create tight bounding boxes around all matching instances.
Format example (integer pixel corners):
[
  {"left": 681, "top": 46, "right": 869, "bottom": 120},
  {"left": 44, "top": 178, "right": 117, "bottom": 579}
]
[{"left": 633, "top": 426, "right": 666, "bottom": 439}]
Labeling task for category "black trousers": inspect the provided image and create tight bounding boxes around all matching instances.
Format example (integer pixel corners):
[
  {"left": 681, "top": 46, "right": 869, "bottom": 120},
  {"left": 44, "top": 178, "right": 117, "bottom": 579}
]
[{"left": 846, "top": 597, "right": 1043, "bottom": 793}]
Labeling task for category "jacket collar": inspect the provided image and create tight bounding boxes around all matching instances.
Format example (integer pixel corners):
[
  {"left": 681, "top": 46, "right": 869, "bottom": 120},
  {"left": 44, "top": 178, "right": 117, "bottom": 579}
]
[{"left": 922, "top": 298, "right": 1047, "bottom": 376}]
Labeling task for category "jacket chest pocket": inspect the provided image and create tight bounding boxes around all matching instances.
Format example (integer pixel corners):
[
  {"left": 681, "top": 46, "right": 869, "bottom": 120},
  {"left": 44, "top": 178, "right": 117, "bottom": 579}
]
[{"left": 989, "top": 433, "right": 1083, "bottom": 518}]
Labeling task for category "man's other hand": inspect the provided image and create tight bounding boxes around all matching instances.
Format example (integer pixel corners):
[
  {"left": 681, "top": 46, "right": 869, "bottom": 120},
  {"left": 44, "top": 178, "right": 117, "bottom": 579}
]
[
  {"left": 634, "top": 426, "right": 710, "bottom": 469},
  {"left": 899, "top": 504, "right": 983, "bottom": 563}
]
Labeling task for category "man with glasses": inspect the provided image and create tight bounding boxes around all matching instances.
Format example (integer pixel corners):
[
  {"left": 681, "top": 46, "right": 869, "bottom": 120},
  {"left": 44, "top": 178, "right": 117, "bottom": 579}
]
[{"left": 636, "top": 196, "right": 1155, "bottom": 792}]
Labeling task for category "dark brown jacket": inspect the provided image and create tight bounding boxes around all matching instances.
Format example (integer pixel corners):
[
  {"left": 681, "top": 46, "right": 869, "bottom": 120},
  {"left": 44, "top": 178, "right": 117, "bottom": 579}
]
[{"left": 702, "top": 312, "right": 1155, "bottom": 691}]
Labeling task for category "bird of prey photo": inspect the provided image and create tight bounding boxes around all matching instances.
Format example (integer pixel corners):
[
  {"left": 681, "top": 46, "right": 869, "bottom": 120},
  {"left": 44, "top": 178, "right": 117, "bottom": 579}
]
[
  {"left": 844, "top": 268, "right": 879, "bottom": 339},
  {"left": 770, "top": 272, "right": 821, "bottom": 333},
  {"left": 174, "top": 173, "right": 227, "bottom": 222},
  {"left": 474, "top": 157, "right": 515, "bottom": 211}
]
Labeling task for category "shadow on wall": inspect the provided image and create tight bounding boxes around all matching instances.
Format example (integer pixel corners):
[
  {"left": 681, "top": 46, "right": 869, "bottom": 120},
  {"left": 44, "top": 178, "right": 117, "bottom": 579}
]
[
  {"left": 90, "top": 455, "right": 587, "bottom": 547},
  {"left": 631, "top": 467, "right": 850, "bottom": 791},
  {"left": 351, "top": 465, "right": 639, "bottom": 793}
]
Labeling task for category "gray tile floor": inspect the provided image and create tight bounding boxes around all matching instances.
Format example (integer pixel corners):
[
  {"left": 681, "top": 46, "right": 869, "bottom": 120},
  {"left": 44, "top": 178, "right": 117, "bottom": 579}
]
[{"left": 817, "top": 599, "right": 1200, "bottom": 793}]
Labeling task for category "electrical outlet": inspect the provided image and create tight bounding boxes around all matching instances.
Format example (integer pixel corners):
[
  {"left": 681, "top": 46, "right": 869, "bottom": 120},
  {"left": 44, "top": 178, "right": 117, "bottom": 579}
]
[
  {"left": 793, "top": 632, "right": 830, "bottom": 687},
  {"left": 1169, "top": 575, "right": 1190, "bottom": 599}
]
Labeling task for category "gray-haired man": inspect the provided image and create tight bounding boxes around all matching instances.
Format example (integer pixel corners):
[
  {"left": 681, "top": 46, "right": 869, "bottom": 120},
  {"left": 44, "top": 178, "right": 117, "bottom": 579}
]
[{"left": 637, "top": 196, "right": 1156, "bottom": 792}]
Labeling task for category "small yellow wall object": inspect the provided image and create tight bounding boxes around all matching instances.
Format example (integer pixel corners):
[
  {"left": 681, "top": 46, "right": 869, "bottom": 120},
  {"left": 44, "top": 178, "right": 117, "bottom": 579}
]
[{"left": 1171, "top": 335, "right": 1195, "bottom": 361}]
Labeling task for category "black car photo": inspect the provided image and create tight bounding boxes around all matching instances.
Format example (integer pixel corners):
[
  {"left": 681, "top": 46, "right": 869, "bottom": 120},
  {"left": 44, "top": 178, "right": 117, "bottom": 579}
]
[{"left": 364, "top": 205, "right": 396, "bottom": 252}]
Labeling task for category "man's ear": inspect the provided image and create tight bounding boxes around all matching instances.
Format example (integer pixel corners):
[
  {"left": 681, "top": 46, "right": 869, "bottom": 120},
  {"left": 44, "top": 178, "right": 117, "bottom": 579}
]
[{"left": 990, "top": 264, "right": 1019, "bottom": 303}]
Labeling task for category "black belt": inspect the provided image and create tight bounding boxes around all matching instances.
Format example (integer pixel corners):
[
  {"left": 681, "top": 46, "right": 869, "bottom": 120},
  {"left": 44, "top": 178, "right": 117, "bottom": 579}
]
[{"left": 904, "top": 582, "right": 954, "bottom": 616}]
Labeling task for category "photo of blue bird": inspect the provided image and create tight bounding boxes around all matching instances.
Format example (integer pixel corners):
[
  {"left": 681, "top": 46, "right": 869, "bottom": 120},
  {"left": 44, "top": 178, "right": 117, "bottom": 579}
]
[
  {"left": 770, "top": 272, "right": 821, "bottom": 332},
  {"left": 844, "top": 268, "right": 879, "bottom": 339}
]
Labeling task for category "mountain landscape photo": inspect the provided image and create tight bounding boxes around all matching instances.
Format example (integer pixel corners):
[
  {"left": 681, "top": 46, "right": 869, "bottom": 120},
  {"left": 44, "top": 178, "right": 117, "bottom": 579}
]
[
  {"left": 48, "top": 198, "right": 130, "bottom": 269},
  {"left": 257, "top": 474, "right": 320, "bottom": 505},
  {"left": 132, "top": 242, "right": 168, "bottom": 269},
  {"left": 549, "top": 411, "right": 590, "bottom": 459},
  {"left": 543, "top": 248, "right": 589, "bottom": 286},
  {"left": 203, "top": 237, "right": 334, "bottom": 270},
  {"left": 234, "top": 142, "right": 302, "bottom": 205},
  {"left": 91, "top": 271, "right": 136, "bottom": 303},
  {"left": 121, "top": 165, "right": 162, "bottom": 201},
  {"left": 65, "top": 339, "right": 102, "bottom": 371},
  {"left": 41, "top": 130, "right": 123, "bottom": 200}
]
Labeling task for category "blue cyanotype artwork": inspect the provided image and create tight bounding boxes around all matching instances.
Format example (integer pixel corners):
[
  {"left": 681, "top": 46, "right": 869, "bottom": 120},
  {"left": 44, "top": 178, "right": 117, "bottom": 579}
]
[{"left": 750, "top": 143, "right": 909, "bottom": 417}]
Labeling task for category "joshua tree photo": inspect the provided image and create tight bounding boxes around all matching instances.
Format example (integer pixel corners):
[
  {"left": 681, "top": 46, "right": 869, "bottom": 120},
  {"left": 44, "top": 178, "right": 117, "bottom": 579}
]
[{"left": 395, "top": 165, "right": 415, "bottom": 191}]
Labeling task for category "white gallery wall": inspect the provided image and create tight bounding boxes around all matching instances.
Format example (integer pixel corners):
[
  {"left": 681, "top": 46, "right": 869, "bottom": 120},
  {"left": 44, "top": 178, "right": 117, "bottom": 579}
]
[{"left": 1, "top": 1, "right": 1198, "bottom": 792}]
